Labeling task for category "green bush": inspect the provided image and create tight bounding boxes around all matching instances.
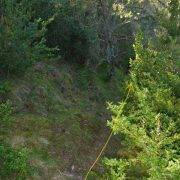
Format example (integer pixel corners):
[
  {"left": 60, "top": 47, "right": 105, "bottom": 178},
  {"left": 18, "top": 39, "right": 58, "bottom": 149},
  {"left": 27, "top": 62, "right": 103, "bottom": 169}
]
[
  {"left": 0, "top": 81, "right": 11, "bottom": 98},
  {"left": 104, "top": 32, "right": 180, "bottom": 179},
  {"left": 167, "top": 0, "right": 180, "bottom": 37},
  {"left": 0, "top": 98, "right": 30, "bottom": 179},
  {"left": 0, "top": 0, "right": 49, "bottom": 75},
  {"left": 0, "top": 144, "right": 30, "bottom": 179},
  {"left": 46, "top": 0, "right": 98, "bottom": 64},
  {"left": 0, "top": 100, "right": 30, "bottom": 179},
  {"left": 30, "top": 0, "right": 55, "bottom": 20},
  {"left": 0, "top": 101, "right": 13, "bottom": 130}
]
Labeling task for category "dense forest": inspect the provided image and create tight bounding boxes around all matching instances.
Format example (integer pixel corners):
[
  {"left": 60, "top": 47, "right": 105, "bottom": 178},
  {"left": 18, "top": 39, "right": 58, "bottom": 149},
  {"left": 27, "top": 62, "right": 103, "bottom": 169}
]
[{"left": 0, "top": 0, "right": 179, "bottom": 179}]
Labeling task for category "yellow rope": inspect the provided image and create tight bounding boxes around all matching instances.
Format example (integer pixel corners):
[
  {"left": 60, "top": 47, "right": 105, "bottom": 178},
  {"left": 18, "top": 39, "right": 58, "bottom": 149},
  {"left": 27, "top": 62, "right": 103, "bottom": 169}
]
[
  {"left": 84, "top": 87, "right": 132, "bottom": 180},
  {"left": 84, "top": 130, "right": 113, "bottom": 180}
]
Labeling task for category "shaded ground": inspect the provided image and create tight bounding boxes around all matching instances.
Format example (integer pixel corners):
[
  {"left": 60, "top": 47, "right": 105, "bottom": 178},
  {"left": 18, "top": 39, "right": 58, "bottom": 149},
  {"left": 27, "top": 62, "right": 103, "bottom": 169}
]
[{"left": 6, "top": 60, "right": 125, "bottom": 179}]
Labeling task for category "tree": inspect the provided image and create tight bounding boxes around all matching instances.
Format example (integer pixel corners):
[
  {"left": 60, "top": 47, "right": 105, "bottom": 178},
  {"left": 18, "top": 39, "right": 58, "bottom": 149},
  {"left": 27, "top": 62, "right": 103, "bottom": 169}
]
[
  {"left": 46, "top": 0, "right": 99, "bottom": 65},
  {"left": 103, "top": 32, "right": 180, "bottom": 179},
  {"left": 0, "top": 0, "right": 49, "bottom": 75}
]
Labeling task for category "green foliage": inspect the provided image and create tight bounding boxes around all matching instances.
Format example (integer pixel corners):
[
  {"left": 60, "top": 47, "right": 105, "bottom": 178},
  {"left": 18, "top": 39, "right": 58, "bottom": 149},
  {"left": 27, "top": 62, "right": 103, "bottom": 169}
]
[
  {"left": 105, "top": 32, "right": 180, "bottom": 179},
  {"left": 153, "top": 0, "right": 180, "bottom": 42},
  {"left": 0, "top": 144, "right": 30, "bottom": 179},
  {"left": 0, "top": 100, "right": 30, "bottom": 179},
  {"left": 0, "top": 101, "right": 13, "bottom": 130},
  {"left": 46, "top": 0, "right": 98, "bottom": 64},
  {"left": 167, "top": 0, "right": 180, "bottom": 37},
  {"left": 0, "top": 81, "right": 11, "bottom": 98},
  {"left": 0, "top": 0, "right": 50, "bottom": 75},
  {"left": 102, "top": 158, "right": 129, "bottom": 180},
  {"left": 30, "top": 0, "right": 55, "bottom": 20}
]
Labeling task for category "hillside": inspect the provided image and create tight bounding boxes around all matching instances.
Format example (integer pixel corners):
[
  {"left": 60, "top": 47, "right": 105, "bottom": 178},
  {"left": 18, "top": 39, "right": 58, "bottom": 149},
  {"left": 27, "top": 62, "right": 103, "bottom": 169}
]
[
  {"left": 0, "top": 0, "right": 179, "bottom": 179},
  {"left": 4, "top": 60, "right": 125, "bottom": 179}
]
